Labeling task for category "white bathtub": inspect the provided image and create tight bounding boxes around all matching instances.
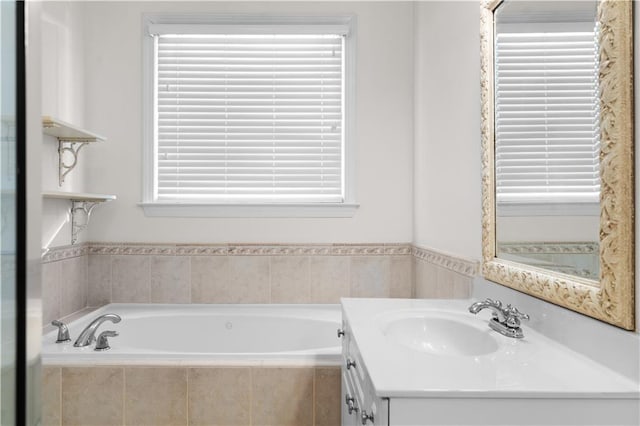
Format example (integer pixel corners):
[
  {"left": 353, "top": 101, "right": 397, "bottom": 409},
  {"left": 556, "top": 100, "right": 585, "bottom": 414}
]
[{"left": 42, "top": 303, "right": 342, "bottom": 366}]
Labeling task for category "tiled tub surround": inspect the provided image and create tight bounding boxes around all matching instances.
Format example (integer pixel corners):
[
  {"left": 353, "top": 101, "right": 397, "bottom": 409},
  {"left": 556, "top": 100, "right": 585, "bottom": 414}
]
[
  {"left": 42, "top": 245, "right": 88, "bottom": 326},
  {"left": 41, "top": 243, "right": 476, "bottom": 326},
  {"left": 413, "top": 245, "right": 478, "bottom": 299},
  {"left": 42, "top": 243, "right": 415, "bottom": 325},
  {"left": 43, "top": 366, "right": 340, "bottom": 426}
]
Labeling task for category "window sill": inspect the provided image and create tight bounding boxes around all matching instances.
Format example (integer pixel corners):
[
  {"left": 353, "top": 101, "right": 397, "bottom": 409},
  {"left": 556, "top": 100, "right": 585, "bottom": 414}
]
[
  {"left": 496, "top": 202, "right": 599, "bottom": 217},
  {"left": 139, "top": 202, "right": 360, "bottom": 218}
]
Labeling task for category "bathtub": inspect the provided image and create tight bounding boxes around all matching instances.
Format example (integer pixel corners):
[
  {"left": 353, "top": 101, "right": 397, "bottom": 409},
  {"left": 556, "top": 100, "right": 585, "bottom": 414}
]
[{"left": 42, "top": 303, "right": 342, "bottom": 366}]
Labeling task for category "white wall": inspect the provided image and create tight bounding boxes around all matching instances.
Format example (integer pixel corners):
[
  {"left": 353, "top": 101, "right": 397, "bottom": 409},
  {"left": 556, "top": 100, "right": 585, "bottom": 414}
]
[
  {"left": 40, "top": 1, "right": 85, "bottom": 126},
  {"left": 413, "top": 1, "right": 481, "bottom": 259},
  {"left": 81, "top": 1, "right": 414, "bottom": 244},
  {"left": 40, "top": 1, "right": 87, "bottom": 249}
]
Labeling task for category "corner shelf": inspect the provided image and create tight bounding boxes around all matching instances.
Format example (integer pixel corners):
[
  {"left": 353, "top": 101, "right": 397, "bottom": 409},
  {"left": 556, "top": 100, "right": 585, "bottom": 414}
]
[
  {"left": 42, "top": 116, "right": 106, "bottom": 186},
  {"left": 42, "top": 191, "right": 116, "bottom": 244}
]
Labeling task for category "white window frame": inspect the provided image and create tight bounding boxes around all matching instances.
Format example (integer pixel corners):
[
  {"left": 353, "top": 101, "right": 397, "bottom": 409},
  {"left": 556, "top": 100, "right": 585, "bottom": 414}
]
[{"left": 140, "top": 14, "right": 358, "bottom": 217}]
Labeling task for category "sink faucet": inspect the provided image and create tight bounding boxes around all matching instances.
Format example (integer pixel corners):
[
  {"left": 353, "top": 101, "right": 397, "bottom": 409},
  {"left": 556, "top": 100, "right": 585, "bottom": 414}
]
[
  {"left": 73, "top": 313, "right": 121, "bottom": 347},
  {"left": 469, "top": 298, "right": 529, "bottom": 338}
]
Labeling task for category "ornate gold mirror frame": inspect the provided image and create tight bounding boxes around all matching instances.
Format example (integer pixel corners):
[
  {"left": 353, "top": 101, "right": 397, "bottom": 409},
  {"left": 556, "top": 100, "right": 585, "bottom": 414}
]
[{"left": 480, "top": 0, "right": 635, "bottom": 330}]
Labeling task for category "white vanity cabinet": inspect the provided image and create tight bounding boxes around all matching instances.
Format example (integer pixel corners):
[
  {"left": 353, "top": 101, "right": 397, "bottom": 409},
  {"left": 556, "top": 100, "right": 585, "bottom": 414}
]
[
  {"left": 341, "top": 317, "right": 454, "bottom": 426},
  {"left": 340, "top": 318, "right": 389, "bottom": 426},
  {"left": 340, "top": 298, "right": 640, "bottom": 426}
]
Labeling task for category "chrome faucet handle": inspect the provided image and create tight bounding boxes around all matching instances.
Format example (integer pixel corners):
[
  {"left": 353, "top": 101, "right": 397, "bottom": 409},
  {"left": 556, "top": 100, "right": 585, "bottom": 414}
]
[
  {"left": 94, "top": 330, "right": 118, "bottom": 351},
  {"left": 485, "top": 298, "right": 500, "bottom": 306},
  {"left": 483, "top": 298, "right": 504, "bottom": 320},
  {"left": 503, "top": 304, "right": 529, "bottom": 328},
  {"left": 51, "top": 320, "right": 71, "bottom": 343}
]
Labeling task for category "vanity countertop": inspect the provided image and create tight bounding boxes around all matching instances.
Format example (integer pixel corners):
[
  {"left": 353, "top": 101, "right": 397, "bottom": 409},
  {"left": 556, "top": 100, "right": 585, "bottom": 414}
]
[{"left": 341, "top": 298, "right": 640, "bottom": 399}]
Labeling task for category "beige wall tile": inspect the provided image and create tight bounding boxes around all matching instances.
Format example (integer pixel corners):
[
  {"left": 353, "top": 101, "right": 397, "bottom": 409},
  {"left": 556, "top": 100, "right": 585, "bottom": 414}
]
[
  {"left": 252, "top": 367, "right": 313, "bottom": 426},
  {"left": 350, "top": 257, "right": 391, "bottom": 298},
  {"left": 150, "top": 256, "right": 190, "bottom": 303},
  {"left": 226, "top": 256, "right": 270, "bottom": 303},
  {"left": 314, "top": 367, "right": 340, "bottom": 426},
  {"left": 46, "top": 246, "right": 479, "bottom": 310},
  {"left": 88, "top": 254, "right": 111, "bottom": 307},
  {"left": 435, "top": 264, "right": 455, "bottom": 298},
  {"left": 60, "top": 256, "right": 87, "bottom": 317},
  {"left": 188, "top": 368, "right": 250, "bottom": 426},
  {"left": 190, "top": 256, "right": 229, "bottom": 303},
  {"left": 42, "top": 261, "right": 61, "bottom": 325},
  {"left": 271, "top": 256, "right": 310, "bottom": 303},
  {"left": 125, "top": 368, "right": 187, "bottom": 426},
  {"left": 42, "top": 367, "right": 61, "bottom": 426},
  {"left": 414, "top": 259, "right": 425, "bottom": 298},
  {"left": 414, "top": 258, "right": 438, "bottom": 298},
  {"left": 452, "top": 272, "right": 473, "bottom": 298},
  {"left": 390, "top": 255, "right": 413, "bottom": 298},
  {"left": 112, "top": 255, "right": 150, "bottom": 303},
  {"left": 310, "top": 257, "right": 349, "bottom": 303},
  {"left": 62, "top": 367, "right": 123, "bottom": 426}
]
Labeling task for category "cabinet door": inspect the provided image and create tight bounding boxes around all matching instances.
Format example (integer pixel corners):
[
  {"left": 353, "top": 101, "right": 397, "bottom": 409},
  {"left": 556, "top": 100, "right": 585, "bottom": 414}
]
[
  {"left": 360, "top": 394, "right": 388, "bottom": 426},
  {"left": 341, "top": 372, "right": 360, "bottom": 426},
  {"left": 372, "top": 397, "right": 389, "bottom": 426},
  {"left": 342, "top": 367, "right": 389, "bottom": 426}
]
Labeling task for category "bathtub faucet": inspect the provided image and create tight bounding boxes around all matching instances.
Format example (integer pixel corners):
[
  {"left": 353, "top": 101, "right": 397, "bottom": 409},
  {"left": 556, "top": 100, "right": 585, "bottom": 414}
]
[{"left": 73, "top": 313, "right": 122, "bottom": 347}]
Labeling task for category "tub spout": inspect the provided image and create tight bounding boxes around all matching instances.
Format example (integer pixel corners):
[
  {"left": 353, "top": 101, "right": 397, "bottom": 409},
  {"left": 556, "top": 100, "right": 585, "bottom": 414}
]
[{"left": 74, "top": 313, "right": 121, "bottom": 347}]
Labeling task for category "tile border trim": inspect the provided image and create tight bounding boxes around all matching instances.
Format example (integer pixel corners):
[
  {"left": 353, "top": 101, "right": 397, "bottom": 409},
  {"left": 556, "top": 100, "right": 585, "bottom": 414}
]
[
  {"left": 43, "top": 242, "right": 413, "bottom": 260},
  {"left": 42, "top": 244, "right": 482, "bottom": 279},
  {"left": 412, "top": 245, "right": 479, "bottom": 277},
  {"left": 497, "top": 242, "right": 598, "bottom": 255},
  {"left": 42, "top": 243, "right": 88, "bottom": 263}
]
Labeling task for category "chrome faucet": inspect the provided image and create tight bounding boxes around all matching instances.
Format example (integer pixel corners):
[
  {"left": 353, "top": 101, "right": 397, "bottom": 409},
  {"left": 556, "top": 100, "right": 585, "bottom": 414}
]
[
  {"left": 51, "top": 320, "right": 71, "bottom": 343},
  {"left": 469, "top": 298, "right": 529, "bottom": 338},
  {"left": 73, "top": 313, "right": 121, "bottom": 347},
  {"left": 94, "top": 330, "right": 119, "bottom": 351}
]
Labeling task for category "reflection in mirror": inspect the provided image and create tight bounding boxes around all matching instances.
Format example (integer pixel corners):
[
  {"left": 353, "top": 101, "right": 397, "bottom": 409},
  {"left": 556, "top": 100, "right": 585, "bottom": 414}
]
[{"left": 493, "top": 1, "right": 600, "bottom": 280}]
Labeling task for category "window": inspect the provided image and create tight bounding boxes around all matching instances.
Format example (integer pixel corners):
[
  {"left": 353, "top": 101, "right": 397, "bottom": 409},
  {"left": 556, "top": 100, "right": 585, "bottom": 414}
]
[
  {"left": 141, "top": 15, "right": 356, "bottom": 217},
  {"left": 494, "top": 21, "right": 600, "bottom": 215}
]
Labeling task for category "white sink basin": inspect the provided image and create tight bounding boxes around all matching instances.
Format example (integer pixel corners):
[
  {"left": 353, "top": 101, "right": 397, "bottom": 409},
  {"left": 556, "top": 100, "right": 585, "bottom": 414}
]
[{"left": 379, "top": 311, "right": 499, "bottom": 357}]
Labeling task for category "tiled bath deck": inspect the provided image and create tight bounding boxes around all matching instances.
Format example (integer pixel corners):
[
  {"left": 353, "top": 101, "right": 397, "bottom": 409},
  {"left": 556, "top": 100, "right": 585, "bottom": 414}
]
[{"left": 43, "top": 366, "right": 340, "bottom": 426}]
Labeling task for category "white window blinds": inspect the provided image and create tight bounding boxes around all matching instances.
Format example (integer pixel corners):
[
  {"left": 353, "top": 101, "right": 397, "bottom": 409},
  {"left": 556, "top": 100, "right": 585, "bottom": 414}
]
[
  {"left": 153, "top": 30, "right": 345, "bottom": 203},
  {"left": 494, "top": 27, "right": 600, "bottom": 204}
]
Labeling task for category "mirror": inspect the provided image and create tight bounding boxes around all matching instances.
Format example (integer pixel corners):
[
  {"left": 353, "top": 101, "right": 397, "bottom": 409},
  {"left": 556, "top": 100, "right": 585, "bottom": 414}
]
[
  {"left": 494, "top": 1, "right": 601, "bottom": 280},
  {"left": 480, "top": 0, "right": 635, "bottom": 329}
]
